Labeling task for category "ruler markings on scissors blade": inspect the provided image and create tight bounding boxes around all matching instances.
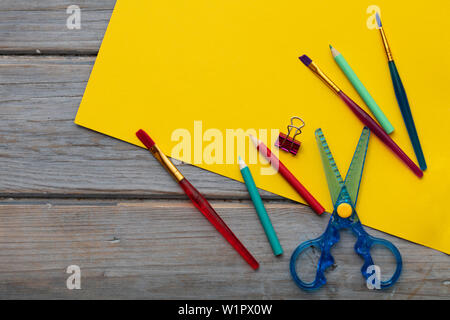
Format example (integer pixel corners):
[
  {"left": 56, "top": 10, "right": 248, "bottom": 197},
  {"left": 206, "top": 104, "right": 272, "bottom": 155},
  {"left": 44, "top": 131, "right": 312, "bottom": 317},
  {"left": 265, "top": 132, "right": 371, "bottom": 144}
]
[
  {"left": 315, "top": 129, "right": 344, "bottom": 205},
  {"left": 344, "top": 127, "right": 370, "bottom": 207}
]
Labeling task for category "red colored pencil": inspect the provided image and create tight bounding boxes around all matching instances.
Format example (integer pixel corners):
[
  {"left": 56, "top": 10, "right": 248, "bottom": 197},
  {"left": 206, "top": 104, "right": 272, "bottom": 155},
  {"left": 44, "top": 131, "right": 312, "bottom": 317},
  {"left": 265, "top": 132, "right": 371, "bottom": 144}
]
[
  {"left": 137, "top": 129, "right": 259, "bottom": 270},
  {"left": 249, "top": 135, "right": 325, "bottom": 215}
]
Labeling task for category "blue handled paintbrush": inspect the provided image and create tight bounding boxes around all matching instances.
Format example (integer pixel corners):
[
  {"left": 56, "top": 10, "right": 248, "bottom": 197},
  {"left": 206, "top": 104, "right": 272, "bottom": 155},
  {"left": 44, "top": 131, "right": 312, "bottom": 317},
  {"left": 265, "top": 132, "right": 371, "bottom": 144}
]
[{"left": 376, "top": 12, "right": 426, "bottom": 171}]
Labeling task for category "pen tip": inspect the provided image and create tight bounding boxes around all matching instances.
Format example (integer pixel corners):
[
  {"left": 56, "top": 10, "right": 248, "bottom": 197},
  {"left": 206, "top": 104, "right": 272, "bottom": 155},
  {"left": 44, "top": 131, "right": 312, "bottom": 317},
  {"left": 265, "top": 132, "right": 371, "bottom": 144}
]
[
  {"left": 238, "top": 156, "right": 247, "bottom": 170},
  {"left": 330, "top": 45, "right": 340, "bottom": 58},
  {"left": 248, "top": 134, "right": 259, "bottom": 147},
  {"left": 329, "top": 44, "right": 332, "bottom": 49}
]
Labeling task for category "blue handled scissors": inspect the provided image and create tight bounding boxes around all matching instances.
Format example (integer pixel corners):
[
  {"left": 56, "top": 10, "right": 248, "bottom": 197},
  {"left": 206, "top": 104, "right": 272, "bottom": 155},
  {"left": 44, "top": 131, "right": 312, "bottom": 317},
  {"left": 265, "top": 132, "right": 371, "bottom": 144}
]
[{"left": 290, "top": 127, "right": 402, "bottom": 290}]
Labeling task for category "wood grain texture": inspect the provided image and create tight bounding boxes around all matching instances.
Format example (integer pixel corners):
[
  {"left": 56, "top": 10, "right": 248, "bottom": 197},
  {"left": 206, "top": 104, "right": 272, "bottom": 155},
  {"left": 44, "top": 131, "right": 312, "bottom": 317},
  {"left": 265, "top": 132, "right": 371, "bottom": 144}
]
[
  {"left": 0, "top": 56, "right": 279, "bottom": 199},
  {"left": 0, "top": 200, "right": 448, "bottom": 299},
  {"left": 0, "top": 2, "right": 448, "bottom": 300},
  {"left": 0, "top": 0, "right": 116, "bottom": 54}
]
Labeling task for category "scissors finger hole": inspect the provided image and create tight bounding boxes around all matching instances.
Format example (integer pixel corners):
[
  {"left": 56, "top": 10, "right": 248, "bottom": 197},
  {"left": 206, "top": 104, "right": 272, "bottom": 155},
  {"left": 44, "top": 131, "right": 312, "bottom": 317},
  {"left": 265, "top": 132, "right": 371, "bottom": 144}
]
[
  {"left": 293, "top": 245, "right": 321, "bottom": 283},
  {"left": 368, "top": 243, "right": 398, "bottom": 282}
]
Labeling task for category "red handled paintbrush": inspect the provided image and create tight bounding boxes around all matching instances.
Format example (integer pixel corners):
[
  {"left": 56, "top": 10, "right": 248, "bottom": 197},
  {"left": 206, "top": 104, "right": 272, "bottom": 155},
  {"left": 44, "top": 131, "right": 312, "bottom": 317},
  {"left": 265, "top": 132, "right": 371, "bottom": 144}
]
[
  {"left": 136, "top": 129, "right": 259, "bottom": 270},
  {"left": 298, "top": 55, "right": 422, "bottom": 178}
]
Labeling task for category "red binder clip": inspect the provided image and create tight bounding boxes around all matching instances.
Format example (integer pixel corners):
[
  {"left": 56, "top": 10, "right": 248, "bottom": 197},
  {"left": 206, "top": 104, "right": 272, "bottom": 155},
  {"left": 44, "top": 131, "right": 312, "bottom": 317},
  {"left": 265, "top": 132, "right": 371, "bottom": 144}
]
[{"left": 275, "top": 117, "right": 305, "bottom": 155}]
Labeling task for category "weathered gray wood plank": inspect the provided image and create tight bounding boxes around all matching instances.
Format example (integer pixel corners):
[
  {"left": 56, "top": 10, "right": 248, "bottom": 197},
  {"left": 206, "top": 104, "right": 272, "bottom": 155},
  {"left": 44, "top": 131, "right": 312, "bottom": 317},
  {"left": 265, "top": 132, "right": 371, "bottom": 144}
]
[
  {"left": 0, "top": 199, "right": 447, "bottom": 299},
  {"left": 0, "top": 4, "right": 448, "bottom": 301},
  {"left": 0, "top": 56, "right": 280, "bottom": 199},
  {"left": 0, "top": 0, "right": 116, "bottom": 54}
]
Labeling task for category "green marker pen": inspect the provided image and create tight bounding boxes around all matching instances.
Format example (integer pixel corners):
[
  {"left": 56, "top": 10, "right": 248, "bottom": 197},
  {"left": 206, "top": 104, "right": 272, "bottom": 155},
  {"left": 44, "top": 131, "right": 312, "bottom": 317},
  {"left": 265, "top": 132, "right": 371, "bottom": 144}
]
[
  {"left": 330, "top": 45, "right": 395, "bottom": 134},
  {"left": 238, "top": 156, "right": 283, "bottom": 256}
]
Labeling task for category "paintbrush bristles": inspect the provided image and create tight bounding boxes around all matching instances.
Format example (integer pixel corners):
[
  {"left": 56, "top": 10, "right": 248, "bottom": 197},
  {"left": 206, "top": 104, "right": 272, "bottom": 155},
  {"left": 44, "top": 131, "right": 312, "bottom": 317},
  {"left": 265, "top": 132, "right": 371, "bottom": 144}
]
[
  {"left": 376, "top": 12, "right": 382, "bottom": 28},
  {"left": 136, "top": 129, "right": 156, "bottom": 149},
  {"left": 298, "top": 55, "right": 312, "bottom": 66}
]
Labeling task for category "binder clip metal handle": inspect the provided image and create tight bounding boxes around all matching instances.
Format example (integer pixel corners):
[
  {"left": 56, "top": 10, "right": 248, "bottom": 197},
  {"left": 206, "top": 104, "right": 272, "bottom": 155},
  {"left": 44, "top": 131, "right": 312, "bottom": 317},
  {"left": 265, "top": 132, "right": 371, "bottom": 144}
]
[{"left": 275, "top": 116, "right": 305, "bottom": 155}]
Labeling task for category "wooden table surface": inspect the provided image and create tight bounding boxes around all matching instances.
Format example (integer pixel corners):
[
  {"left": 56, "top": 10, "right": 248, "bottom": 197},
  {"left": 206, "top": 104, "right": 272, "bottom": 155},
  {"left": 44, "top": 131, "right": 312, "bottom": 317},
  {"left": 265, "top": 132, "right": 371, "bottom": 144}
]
[{"left": 0, "top": 1, "right": 448, "bottom": 299}]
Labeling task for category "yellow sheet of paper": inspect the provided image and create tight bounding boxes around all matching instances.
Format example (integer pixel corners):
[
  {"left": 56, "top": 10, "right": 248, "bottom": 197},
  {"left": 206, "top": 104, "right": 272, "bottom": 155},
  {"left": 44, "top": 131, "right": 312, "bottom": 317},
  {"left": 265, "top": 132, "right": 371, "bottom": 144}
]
[{"left": 75, "top": 0, "right": 450, "bottom": 254}]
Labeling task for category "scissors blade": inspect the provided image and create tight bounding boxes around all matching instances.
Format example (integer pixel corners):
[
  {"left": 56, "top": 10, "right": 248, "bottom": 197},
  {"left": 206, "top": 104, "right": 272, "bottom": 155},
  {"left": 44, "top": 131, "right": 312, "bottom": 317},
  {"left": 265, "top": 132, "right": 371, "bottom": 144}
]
[
  {"left": 315, "top": 129, "right": 344, "bottom": 205},
  {"left": 344, "top": 127, "right": 370, "bottom": 207}
]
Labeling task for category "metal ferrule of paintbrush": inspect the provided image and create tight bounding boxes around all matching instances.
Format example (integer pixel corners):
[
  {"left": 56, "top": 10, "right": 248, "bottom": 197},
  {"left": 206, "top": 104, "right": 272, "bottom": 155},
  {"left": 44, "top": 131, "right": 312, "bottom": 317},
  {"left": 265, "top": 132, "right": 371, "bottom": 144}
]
[
  {"left": 306, "top": 61, "right": 341, "bottom": 94},
  {"left": 149, "top": 145, "right": 185, "bottom": 182},
  {"left": 136, "top": 129, "right": 185, "bottom": 182},
  {"left": 378, "top": 27, "right": 394, "bottom": 61},
  {"left": 298, "top": 54, "right": 423, "bottom": 177},
  {"left": 136, "top": 128, "right": 260, "bottom": 270},
  {"left": 376, "top": 13, "right": 394, "bottom": 61}
]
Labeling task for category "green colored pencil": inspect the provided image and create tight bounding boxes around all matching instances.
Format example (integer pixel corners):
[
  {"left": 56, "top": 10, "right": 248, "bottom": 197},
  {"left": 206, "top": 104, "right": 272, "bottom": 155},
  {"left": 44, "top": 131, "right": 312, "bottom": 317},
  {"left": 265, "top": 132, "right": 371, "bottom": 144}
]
[
  {"left": 238, "top": 156, "right": 283, "bottom": 256},
  {"left": 330, "top": 45, "right": 394, "bottom": 134}
]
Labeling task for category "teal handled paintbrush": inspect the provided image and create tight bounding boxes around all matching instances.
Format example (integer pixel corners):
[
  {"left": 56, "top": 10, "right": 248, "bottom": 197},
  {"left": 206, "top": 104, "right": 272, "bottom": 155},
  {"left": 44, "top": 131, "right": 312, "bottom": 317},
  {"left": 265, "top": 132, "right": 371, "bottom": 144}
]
[
  {"left": 330, "top": 45, "right": 394, "bottom": 134},
  {"left": 376, "top": 12, "right": 426, "bottom": 170},
  {"left": 238, "top": 156, "right": 283, "bottom": 256}
]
